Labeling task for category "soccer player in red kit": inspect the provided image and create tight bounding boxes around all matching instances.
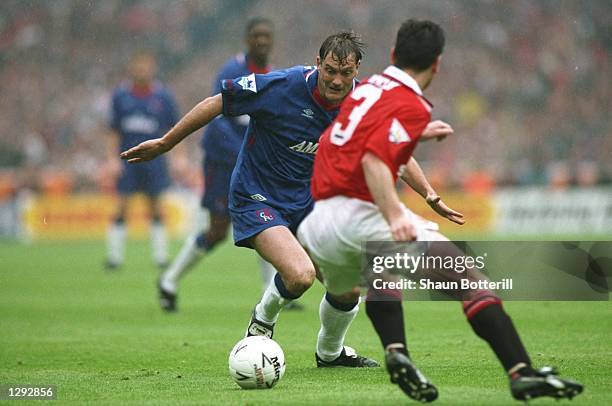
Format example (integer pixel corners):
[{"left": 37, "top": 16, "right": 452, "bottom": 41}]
[{"left": 298, "top": 19, "right": 583, "bottom": 402}]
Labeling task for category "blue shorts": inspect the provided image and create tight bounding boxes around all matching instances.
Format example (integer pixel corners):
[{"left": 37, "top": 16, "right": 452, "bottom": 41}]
[
  {"left": 117, "top": 158, "right": 169, "bottom": 197},
  {"left": 201, "top": 160, "right": 234, "bottom": 217},
  {"left": 229, "top": 199, "right": 313, "bottom": 248}
]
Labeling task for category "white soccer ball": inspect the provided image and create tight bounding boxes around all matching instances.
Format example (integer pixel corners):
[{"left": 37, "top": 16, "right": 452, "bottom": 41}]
[{"left": 228, "top": 336, "right": 286, "bottom": 389}]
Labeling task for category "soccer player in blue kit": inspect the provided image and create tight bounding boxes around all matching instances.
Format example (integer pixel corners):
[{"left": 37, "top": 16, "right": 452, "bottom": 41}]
[
  {"left": 105, "top": 53, "right": 179, "bottom": 270},
  {"left": 157, "top": 18, "right": 291, "bottom": 312},
  {"left": 123, "top": 32, "right": 379, "bottom": 367}
]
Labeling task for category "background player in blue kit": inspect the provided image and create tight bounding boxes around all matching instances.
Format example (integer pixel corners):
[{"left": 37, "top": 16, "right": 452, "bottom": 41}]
[
  {"left": 122, "top": 32, "right": 378, "bottom": 367},
  {"left": 105, "top": 52, "right": 179, "bottom": 270},
  {"left": 158, "top": 18, "right": 291, "bottom": 312}
]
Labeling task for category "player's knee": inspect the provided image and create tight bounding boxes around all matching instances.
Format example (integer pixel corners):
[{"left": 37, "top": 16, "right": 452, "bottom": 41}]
[{"left": 285, "top": 264, "right": 315, "bottom": 295}]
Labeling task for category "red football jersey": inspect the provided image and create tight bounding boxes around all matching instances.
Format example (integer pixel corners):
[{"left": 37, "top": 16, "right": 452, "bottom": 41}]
[{"left": 312, "top": 65, "right": 433, "bottom": 202}]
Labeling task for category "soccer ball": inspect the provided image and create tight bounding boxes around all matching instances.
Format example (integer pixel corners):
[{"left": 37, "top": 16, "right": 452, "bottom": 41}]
[{"left": 228, "top": 336, "right": 286, "bottom": 389}]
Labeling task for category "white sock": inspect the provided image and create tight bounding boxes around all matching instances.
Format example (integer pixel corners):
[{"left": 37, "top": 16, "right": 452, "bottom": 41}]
[
  {"left": 316, "top": 295, "right": 360, "bottom": 361},
  {"left": 255, "top": 278, "right": 290, "bottom": 325},
  {"left": 160, "top": 233, "right": 205, "bottom": 293},
  {"left": 258, "top": 257, "right": 277, "bottom": 294},
  {"left": 106, "top": 222, "right": 126, "bottom": 265},
  {"left": 151, "top": 221, "right": 168, "bottom": 266}
]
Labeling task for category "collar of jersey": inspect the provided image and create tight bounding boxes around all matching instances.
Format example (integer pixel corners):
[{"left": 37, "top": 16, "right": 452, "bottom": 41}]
[{"left": 382, "top": 65, "right": 423, "bottom": 95}]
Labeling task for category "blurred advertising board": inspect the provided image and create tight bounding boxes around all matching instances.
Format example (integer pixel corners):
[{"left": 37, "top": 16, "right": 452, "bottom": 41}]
[
  {"left": 401, "top": 187, "right": 612, "bottom": 237},
  {"left": 494, "top": 188, "right": 612, "bottom": 235},
  {"left": 21, "top": 192, "right": 198, "bottom": 240},
  {"left": 12, "top": 187, "right": 612, "bottom": 240}
]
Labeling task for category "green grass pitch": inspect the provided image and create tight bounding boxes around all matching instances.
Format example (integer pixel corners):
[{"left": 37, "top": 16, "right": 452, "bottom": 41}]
[{"left": 0, "top": 239, "right": 610, "bottom": 405}]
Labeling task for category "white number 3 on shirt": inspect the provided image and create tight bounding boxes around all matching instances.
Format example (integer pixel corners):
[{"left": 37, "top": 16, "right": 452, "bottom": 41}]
[{"left": 330, "top": 84, "right": 382, "bottom": 146}]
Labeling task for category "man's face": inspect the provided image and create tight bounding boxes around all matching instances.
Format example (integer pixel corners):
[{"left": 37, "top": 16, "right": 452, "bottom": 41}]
[
  {"left": 316, "top": 52, "right": 359, "bottom": 105},
  {"left": 247, "top": 23, "right": 273, "bottom": 60},
  {"left": 130, "top": 55, "right": 156, "bottom": 85}
]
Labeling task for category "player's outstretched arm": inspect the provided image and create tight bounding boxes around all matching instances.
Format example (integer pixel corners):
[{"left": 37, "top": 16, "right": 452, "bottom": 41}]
[
  {"left": 120, "top": 94, "right": 223, "bottom": 163},
  {"left": 400, "top": 157, "right": 465, "bottom": 225},
  {"left": 362, "top": 152, "right": 416, "bottom": 242},
  {"left": 421, "top": 119, "right": 453, "bottom": 142}
]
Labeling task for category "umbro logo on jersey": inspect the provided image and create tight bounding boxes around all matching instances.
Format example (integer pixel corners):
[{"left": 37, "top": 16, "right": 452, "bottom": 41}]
[
  {"left": 238, "top": 73, "right": 257, "bottom": 93},
  {"left": 256, "top": 209, "right": 274, "bottom": 222},
  {"left": 301, "top": 109, "right": 315, "bottom": 119},
  {"left": 250, "top": 194, "right": 267, "bottom": 202},
  {"left": 388, "top": 118, "right": 411, "bottom": 144}
]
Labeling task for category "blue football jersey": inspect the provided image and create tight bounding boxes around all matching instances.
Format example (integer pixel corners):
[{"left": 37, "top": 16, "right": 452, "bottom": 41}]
[
  {"left": 202, "top": 53, "right": 268, "bottom": 165},
  {"left": 221, "top": 66, "right": 355, "bottom": 215},
  {"left": 110, "top": 81, "right": 179, "bottom": 152}
]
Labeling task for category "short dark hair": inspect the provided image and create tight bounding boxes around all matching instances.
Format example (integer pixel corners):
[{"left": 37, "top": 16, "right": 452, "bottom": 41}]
[
  {"left": 319, "top": 31, "right": 365, "bottom": 64},
  {"left": 394, "top": 19, "right": 445, "bottom": 71},
  {"left": 246, "top": 17, "right": 274, "bottom": 35}
]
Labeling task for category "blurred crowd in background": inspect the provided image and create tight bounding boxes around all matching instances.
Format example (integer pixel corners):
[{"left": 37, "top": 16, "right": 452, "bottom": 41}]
[{"left": 0, "top": 0, "right": 610, "bottom": 199}]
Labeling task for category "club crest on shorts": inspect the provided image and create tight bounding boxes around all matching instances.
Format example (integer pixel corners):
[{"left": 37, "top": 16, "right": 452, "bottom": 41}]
[{"left": 256, "top": 208, "right": 274, "bottom": 222}]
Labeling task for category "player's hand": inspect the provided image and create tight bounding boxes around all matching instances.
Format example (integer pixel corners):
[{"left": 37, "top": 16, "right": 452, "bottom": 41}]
[
  {"left": 421, "top": 120, "right": 453, "bottom": 142},
  {"left": 426, "top": 194, "right": 465, "bottom": 225},
  {"left": 389, "top": 214, "right": 417, "bottom": 242},
  {"left": 120, "top": 139, "right": 170, "bottom": 163}
]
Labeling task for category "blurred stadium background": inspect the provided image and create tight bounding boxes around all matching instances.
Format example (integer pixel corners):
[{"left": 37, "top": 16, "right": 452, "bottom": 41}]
[{"left": 0, "top": 0, "right": 610, "bottom": 241}]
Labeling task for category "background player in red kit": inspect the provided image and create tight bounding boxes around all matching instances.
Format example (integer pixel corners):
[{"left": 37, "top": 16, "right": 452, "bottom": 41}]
[{"left": 298, "top": 19, "right": 583, "bottom": 402}]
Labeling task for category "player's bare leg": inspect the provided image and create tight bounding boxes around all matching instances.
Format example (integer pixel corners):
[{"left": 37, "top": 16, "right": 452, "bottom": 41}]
[
  {"left": 259, "top": 256, "right": 304, "bottom": 311},
  {"left": 253, "top": 226, "right": 316, "bottom": 295},
  {"left": 158, "top": 213, "right": 230, "bottom": 311},
  {"left": 149, "top": 195, "right": 168, "bottom": 268},
  {"left": 247, "top": 226, "right": 315, "bottom": 336},
  {"left": 205, "top": 213, "right": 232, "bottom": 245},
  {"left": 258, "top": 233, "right": 377, "bottom": 366},
  {"left": 248, "top": 228, "right": 377, "bottom": 366},
  {"left": 105, "top": 196, "right": 128, "bottom": 270},
  {"left": 258, "top": 257, "right": 304, "bottom": 307}
]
